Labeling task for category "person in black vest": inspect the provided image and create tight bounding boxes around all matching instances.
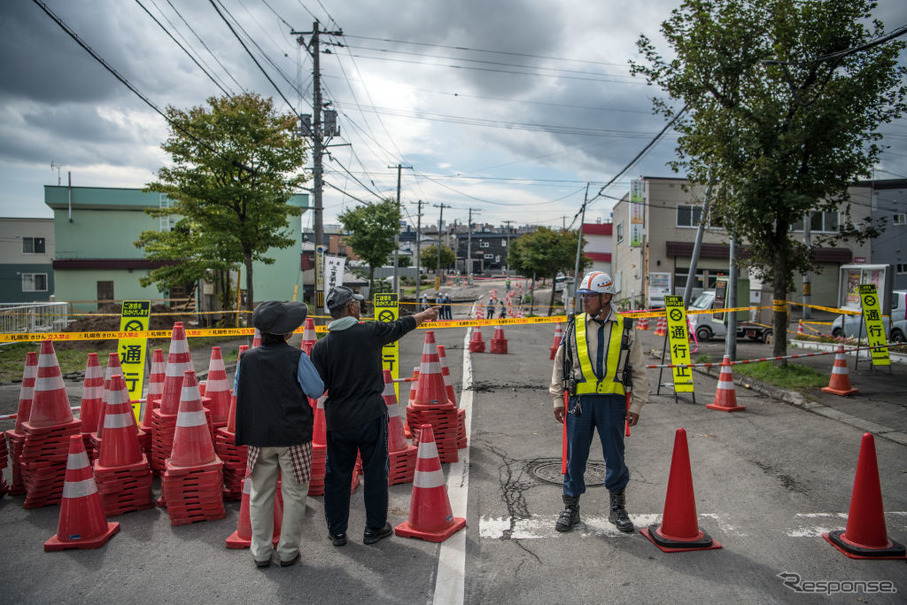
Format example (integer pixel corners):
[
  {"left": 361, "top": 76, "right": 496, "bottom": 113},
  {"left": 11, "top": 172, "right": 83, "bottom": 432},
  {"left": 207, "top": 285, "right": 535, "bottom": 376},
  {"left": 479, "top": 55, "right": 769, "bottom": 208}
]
[
  {"left": 310, "top": 286, "right": 437, "bottom": 547},
  {"left": 235, "top": 301, "right": 324, "bottom": 568}
]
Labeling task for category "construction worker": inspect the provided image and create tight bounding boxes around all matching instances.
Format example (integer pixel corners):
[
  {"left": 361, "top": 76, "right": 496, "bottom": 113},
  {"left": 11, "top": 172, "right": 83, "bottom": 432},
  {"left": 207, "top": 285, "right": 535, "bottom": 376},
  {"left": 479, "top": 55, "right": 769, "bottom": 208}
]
[{"left": 549, "top": 271, "right": 649, "bottom": 534}]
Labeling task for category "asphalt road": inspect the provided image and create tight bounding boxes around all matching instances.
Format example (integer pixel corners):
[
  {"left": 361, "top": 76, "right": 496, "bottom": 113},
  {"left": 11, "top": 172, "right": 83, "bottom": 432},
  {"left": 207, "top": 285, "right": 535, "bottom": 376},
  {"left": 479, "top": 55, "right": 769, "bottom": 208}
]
[{"left": 1, "top": 280, "right": 906, "bottom": 604}]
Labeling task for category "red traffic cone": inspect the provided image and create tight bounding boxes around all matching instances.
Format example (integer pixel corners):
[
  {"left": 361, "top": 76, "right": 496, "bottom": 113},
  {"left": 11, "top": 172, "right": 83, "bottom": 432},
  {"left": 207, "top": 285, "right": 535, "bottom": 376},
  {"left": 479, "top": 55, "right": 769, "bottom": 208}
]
[
  {"left": 637, "top": 315, "right": 650, "bottom": 331},
  {"left": 13, "top": 351, "right": 38, "bottom": 433},
  {"left": 821, "top": 345, "right": 859, "bottom": 396},
  {"left": 641, "top": 428, "right": 721, "bottom": 552},
  {"left": 159, "top": 323, "right": 193, "bottom": 416},
  {"left": 468, "top": 327, "right": 486, "bottom": 353},
  {"left": 226, "top": 473, "right": 282, "bottom": 549},
  {"left": 226, "top": 346, "right": 249, "bottom": 434},
  {"left": 29, "top": 340, "right": 75, "bottom": 428},
  {"left": 549, "top": 324, "right": 563, "bottom": 360},
  {"left": 823, "top": 433, "right": 906, "bottom": 559},
  {"left": 141, "top": 348, "right": 165, "bottom": 430},
  {"left": 96, "top": 353, "right": 125, "bottom": 439},
  {"left": 437, "top": 345, "right": 458, "bottom": 408},
  {"left": 394, "top": 424, "right": 466, "bottom": 542},
  {"left": 706, "top": 356, "right": 745, "bottom": 412},
  {"left": 489, "top": 326, "right": 508, "bottom": 354},
  {"left": 654, "top": 315, "right": 667, "bottom": 337},
  {"left": 312, "top": 393, "right": 327, "bottom": 447},
  {"left": 169, "top": 371, "right": 217, "bottom": 467},
  {"left": 412, "top": 331, "right": 454, "bottom": 407},
  {"left": 79, "top": 353, "right": 104, "bottom": 436},
  {"left": 204, "top": 347, "right": 231, "bottom": 425},
  {"left": 796, "top": 320, "right": 806, "bottom": 337},
  {"left": 96, "top": 374, "right": 144, "bottom": 468},
  {"left": 44, "top": 435, "right": 120, "bottom": 551},
  {"left": 383, "top": 370, "right": 409, "bottom": 452},
  {"left": 251, "top": 328, "right": 261, "bottom": 349},
  {"left": 301, "top": 317, "right": 317, "bottom": 355}
]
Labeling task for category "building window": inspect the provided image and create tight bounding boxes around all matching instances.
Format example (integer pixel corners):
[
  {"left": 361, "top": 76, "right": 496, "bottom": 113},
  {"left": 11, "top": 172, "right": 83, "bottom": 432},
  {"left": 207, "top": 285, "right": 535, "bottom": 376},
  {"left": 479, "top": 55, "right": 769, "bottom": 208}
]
[
  {"left": 22, "top": 273, "right": 48, "bottom": 292},
  {"left": 483, "top": 253, "right": 494, "bottom": 259},
  {"left": 616, "top": 222, "right": 624, "bottom": 243},
  {"left": 22, "top": 237, "right": 46, "bottom": 254},
  {"left": 791, "top": 211, "right": 839, "bottom": 233},
  {"left": 897, "top": 263, "right": 907, "bottom": 274},
  {"left": 676, "top": 205, "right": 702, "bottom": 228},
  {"left": 894, "top": 213, "right": 906, "bottom": 226},
  {"left": 480, "top": 241, "right": 489, "bottom": 248}
]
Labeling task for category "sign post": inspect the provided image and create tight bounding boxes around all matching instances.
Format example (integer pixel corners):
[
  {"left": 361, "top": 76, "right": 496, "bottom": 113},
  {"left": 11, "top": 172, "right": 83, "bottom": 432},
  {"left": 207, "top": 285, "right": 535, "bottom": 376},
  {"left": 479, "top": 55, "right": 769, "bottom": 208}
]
[
  {"left": 374, "top": 293, "right": 401, "bottom": 398},
  {"left": 118, "top": 300, "right": 151, "bottom": 421},
  {"left": 858, "top": 284, "right": 890, "bottom": 368},
  {"left": 664, "top": 295, "right": 695, "bottom": 398}
]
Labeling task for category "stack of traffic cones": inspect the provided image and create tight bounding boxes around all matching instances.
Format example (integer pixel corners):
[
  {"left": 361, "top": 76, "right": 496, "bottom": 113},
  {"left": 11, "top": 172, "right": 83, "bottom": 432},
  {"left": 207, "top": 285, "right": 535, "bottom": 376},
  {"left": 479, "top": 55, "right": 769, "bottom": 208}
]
[
  {"left": 78, "top": 353, "right": 104, "bottom": 463},
  {"left": 139, "top": 348, "right": 166, "bottom": 453},
  {"left": 20, "top": 341, "right": 82, "bottom": 508},
  {"left": 301, "top": 317, "right": 317, "bottom": 355},
  {"left": 4, "top": 351, "right": 38, "bottom": 495},
  {"left": 394, "top": 424, "right": 466, "bottom": 543},
  {"left": 407, "top": 367, "right": 421, "bottom": 407},
  {"left": 437, "top": 345, "right": 466, "bottom": 450},
  {"left": 152, "top": 323, "right": 194, "bottom": 474},
  {"left": 204, "top": 347, "right": 231, "bottom": 429},
  {"left": 89, "top": 353, "right": 126, "bottom": 460},
  {"left": 821, "top": 345, "right": 859, "bottom": 396},
  {"left": 549, "top": 324, "right": 563, "bottom": 360},
  {"left": 308, "top": 393, "right": 329, "bottom": 497},
  {"left": 468, "top": 328, "right": 486, "bottom": 353},
  {"left": 705, "top": 356, "right": 745, "bottom": 413},
  {"left": 226, "top": 471, "right": 283, "bottom": 549},
  {"left": 44, "top": 435, "right": 119, "bottom": 551},
  {"left": 93, "top": 374, "right": 153, "bottom": 516},
  {"left": 407, "top": 331, "right": 458, "bottom": 464},
  {"left": 641, "top": 428, "right": 721, "bottom": 552},
  {"left": 637, "top": 315, "right": 650, "bottom": 331},
  {"left": 215, "top": 346, "right": 247, "bottom": 501},
  {"left": 161, "top": 370, "right": 225, "bottom": 525},
  {"left": 489, "top": 326, "right": 508, "bottom": 354},
  {"left": 383, "top": 370, "right": 417, "bottom": 485},
  {"left": 654, "top": 315, "right": 667, "bottom": 337},
  {"left": 823, "top": 433, "right": 906, "bottom": 559}
]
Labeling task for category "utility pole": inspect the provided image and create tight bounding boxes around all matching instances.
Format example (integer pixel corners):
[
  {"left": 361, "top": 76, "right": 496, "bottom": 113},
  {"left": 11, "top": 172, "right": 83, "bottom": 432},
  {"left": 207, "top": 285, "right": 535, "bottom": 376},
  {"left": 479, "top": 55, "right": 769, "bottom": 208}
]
[
  {"left": 388, "top": 164, "right": 412, "bottom": 296},
  {"left": 467, "top": 207, "right": 482, "bottom": 285},
  {"left": 683, "top": 182, "right": 714, "bottom": 308},
  {"left": 726, "top": 234, "right": 738, "bottom": 361},
  {"left": 415, "top": 199, "right": 424, "bottom": 303},
  {"left": 570, "top": 184, "right": 590, "bottom": 318},
  {"left": 433, "top": 203, "right": 451, "bottom": 277},
  {"left": 803, "top": 212, "right": 812, "bottom": 320},
  {"left": 502, "top": 220, "right": 515, "bottom": 277}
]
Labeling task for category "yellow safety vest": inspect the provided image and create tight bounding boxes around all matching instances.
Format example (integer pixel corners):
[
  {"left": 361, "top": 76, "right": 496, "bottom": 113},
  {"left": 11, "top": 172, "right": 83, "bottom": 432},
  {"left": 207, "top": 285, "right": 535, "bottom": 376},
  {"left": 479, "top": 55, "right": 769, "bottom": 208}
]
[{"left": 574, "top": 312, "right": 626, "bottom": 396}]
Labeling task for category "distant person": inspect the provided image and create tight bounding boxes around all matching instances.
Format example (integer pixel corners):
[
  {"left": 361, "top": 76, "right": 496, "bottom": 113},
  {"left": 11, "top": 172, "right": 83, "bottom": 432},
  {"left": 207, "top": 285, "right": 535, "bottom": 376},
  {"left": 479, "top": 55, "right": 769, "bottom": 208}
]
[
  {"left": 499, "top": 300, "right": 507, "bottom": 319},
  {"left": 422, "top": 292, "right": 430, "bottom": 311},
  {"left": 235, "top": 301, "right": 325, "bottom": 568},
  {"left": 506, "top": 278, "right": 511, "bottom": 292},
  {"left": 311, "top": 286, "right": 438, "bottom": 547},
  {"left": 486, "top": 297, "right": 496, "bottom": 319},
  {"left": 444, "top": 293, "right": 453, "bottom": 320}
]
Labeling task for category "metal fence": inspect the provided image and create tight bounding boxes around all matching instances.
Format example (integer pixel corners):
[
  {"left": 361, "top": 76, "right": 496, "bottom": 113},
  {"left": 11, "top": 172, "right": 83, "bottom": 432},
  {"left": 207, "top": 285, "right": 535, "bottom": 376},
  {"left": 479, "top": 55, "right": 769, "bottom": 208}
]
[{"left": 0, "top": 302, "right": 71, "bottom": 334}]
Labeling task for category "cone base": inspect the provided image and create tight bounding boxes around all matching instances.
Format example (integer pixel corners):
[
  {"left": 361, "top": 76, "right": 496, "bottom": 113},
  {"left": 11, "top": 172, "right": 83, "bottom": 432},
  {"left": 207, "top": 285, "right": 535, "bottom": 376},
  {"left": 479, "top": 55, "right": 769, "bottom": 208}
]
[
  {"left": 821, "top": 386, "right": 859, "bottom": 396},
  {"left": 395, "top": 517, "right": 466, "bottom": 543},
  {"left": 705, "top": 402, "right": 746, "bottom": 413},
  {"left": 823, "top": 531, "right": 907, "bottom": 560},
  {"left": 641, "top": 525, "right": 721, "bottom": 553},
  {"left": 44, "top": 522, "right": 120, "bottom": 551},
  {"left": 225, "top": 532, "right": 280, "bottom": 550}
]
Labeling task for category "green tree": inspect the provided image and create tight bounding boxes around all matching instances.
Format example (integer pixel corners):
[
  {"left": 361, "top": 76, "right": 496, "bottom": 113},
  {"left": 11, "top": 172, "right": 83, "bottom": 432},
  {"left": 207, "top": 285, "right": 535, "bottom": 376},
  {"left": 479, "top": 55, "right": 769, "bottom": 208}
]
[
  {"left": 137, "top": 93, "right": 307, "bottom": 319},
  {"left": 420, "top": 245, "right": 456, "bottom": 272},
  {"left": 508, "top": 228, "right": 587, "bottom": 316},
  {"left": 337, "top": 199, "right": 401, "bottom": 294},
  {"left": 631, "top": 0, "right": 906, "bottom": 358}
]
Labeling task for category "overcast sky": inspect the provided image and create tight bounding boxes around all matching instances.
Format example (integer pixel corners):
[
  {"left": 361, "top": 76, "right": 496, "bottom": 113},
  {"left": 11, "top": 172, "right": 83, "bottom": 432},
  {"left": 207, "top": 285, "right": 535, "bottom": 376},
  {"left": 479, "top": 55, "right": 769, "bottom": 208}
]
[{"left": 1, "top": 0, "right": 905, "bottom": 232}]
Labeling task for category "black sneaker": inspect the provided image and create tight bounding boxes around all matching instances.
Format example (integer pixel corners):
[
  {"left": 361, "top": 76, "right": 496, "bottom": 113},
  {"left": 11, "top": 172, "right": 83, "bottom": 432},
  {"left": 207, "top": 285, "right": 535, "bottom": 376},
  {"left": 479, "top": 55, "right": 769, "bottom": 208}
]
[
  {"left": 363, "top": 522, "right": 393, "bottom": 545},
  {"left": 330, "top": 532, "right": 347, "bottom": 547},
  {"left": 254, "top": 557, "right": 272, "bottom": 568},
  {"left": 279, "top": 551, "right": 301, "bottom": 567}
]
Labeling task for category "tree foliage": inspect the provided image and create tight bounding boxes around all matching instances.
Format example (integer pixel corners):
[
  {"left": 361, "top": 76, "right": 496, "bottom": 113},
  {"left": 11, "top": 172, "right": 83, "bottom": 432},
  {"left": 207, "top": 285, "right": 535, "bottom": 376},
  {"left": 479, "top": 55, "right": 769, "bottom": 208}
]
[
  {"left": 137, "top": 93, "right": 307, "bottom": 318},
  {"left": 508, "top": 228, "right": 587, "bottom": 315},
  {"left": 337, "top": 198, "right": 401, "bottom": 294},
  {"left": 420, "top": 245, "right": 457, "bottom": 272},
  {"left": 631, "top": 0, "right": 906, "bottom": 357}
]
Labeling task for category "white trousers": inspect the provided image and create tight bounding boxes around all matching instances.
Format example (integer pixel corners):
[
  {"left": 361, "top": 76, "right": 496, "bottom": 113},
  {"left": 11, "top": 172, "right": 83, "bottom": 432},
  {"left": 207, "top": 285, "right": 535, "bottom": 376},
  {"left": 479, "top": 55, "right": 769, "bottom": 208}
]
[{"left": 249, "top": 446, "right": 310, "bottom": 562}]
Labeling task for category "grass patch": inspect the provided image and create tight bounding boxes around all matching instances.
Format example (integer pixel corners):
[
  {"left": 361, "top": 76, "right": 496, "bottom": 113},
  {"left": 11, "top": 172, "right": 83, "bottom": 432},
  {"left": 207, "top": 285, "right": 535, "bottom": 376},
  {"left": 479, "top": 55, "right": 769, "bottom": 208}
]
[{"left": 733, "top": 361, "right": 828, "bottom": 390}]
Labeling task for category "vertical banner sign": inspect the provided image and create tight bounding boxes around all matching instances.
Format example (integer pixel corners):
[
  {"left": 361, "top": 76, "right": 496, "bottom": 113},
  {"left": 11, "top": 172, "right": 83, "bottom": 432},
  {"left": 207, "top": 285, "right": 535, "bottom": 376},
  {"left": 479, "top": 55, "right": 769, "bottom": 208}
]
[
  {"left": 664, "top": 296, "right": 695, "bottom": 393},
  {"left": 373, "top": 293, "right": 401, "bottom": 399},
  {"left": 858, "top": 284, "right": 890, "bottom": 367},
  {"left": 118, "top": 300, "right": 151, "bottom": 420},
  {"left": 630, "top": 179, "right": 645, "bottom": 248},
  {"left": 323, "top": 255, "right": 346, "bottom": 312},
  {"left": 315, "top": 244, "right": 326, "bottom": 309}
]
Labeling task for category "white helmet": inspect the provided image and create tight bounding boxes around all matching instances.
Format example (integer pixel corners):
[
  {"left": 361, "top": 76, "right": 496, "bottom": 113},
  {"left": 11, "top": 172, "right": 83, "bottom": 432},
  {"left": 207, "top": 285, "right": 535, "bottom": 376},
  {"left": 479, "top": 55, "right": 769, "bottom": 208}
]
[{"left": 577, "top": 271, "right": 614, "bottom": 295}]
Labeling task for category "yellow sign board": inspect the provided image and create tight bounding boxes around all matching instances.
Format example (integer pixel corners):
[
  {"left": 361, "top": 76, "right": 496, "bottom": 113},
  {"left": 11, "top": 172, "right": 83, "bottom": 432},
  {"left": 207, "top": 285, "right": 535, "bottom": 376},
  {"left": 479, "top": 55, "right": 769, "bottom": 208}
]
[
  {"left": 664, "top": 296, "right": 694, "bottom": 393},
  {"left": 118, "top": 300, "right": 151, "bottom": 420},
  {"left": 374, "top": 293, "right": 401, "bottom": 398},
  {"left": 858, "top": 284, "right": 890, "bottom": 366}
]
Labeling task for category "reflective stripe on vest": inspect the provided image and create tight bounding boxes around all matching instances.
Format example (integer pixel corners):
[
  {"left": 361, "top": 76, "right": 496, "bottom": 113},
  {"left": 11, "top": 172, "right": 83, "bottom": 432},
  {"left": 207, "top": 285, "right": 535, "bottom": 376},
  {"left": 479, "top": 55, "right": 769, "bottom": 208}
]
[{"left": 574, "top": 312, "right": 625, "bottom": 396}]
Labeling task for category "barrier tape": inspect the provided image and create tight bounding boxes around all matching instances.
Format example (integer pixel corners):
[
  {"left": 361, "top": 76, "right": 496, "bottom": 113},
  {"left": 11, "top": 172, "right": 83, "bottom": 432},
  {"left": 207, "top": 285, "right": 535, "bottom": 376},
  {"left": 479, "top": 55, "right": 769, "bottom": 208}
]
[{"left": 645, "top": 342, "right": 899, "bottom": 369}]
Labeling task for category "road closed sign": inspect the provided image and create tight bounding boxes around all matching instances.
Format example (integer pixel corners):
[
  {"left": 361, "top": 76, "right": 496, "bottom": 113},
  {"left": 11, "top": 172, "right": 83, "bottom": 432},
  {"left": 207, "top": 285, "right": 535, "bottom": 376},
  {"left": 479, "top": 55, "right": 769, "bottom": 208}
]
[
  {"left": 858, "top": 284, "right": 890, "bottom": 367},
  {"left": 374, "top": 293, "right": 401, "bottom": 397}
]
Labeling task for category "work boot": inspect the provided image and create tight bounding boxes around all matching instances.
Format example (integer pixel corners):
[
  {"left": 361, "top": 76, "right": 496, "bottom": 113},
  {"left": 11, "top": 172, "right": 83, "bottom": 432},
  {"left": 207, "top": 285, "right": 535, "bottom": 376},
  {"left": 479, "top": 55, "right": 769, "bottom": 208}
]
[
  {"left": 555, "top": 495, "right": 580, "bottom": 532},
  {"left": 609, "top": 489, "right": 634, "bottom": 533}
]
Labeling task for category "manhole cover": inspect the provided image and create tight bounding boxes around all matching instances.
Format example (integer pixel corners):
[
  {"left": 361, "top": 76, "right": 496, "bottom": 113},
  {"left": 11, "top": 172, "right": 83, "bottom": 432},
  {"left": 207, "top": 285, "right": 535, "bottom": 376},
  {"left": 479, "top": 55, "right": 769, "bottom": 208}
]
[{"left": 527, "top": 459, "right": 607, "bottom": 487}]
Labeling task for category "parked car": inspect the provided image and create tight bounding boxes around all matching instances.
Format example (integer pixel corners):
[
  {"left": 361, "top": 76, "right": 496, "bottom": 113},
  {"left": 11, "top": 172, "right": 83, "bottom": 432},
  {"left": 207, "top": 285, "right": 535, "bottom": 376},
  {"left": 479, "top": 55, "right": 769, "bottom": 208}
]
[
  {"left": 686, "top": 290, "right": 761, "bottom": 342},
  {"left": 831, "top": 290, "right": 906, "bottom": 342}
]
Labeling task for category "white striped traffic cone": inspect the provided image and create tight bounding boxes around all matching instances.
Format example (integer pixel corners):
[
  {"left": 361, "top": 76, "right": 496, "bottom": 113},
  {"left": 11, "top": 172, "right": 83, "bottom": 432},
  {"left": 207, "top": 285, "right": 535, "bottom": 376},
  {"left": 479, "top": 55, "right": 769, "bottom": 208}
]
[{"left": 706, "top": 356, "right": 745, "bottom": 412}]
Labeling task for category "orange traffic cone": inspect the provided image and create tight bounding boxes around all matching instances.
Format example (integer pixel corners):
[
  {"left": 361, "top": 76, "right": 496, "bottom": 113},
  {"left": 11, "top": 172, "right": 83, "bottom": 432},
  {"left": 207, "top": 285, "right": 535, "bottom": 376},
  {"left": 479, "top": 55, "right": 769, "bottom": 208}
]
[
  {"left": 706, "top": 356, "right": 745, "bottom": 412},
  {"left": 641, "top": 428, "right": 721, "bottom": 552},
  {"left": 408, "top": 367, "right": 421, "bottom": 407},
  {"left": 437, "top": 345, "right": 457, "bottom": 408},
  {"left": 637, "top": 315, "right": 650, "bottom": 331},
  {"left": 654, "top": 315, "right": 667, "bottom": 337},
  {"left": 412, "top": 331, "right": 454, "bottom": 407},
  {"left": 796, "top": 320, "right": 806, "bottom": 337},
  {"left": 490, "top": 326, "right": 508, "bottom": 354},
  {"left": 312, "top": 393, "right": 327, "bottom": 447},
  {"left": 468, "top": 327, "right": 486, "bottom": 353},
  {"left": 226, "top": 472, "right": 282, "bottom": 549},
  {"left": 821, "top": 345, "right": 859, "bottom": 396},
  {"left": 13, "top": 351, "right": 38, "bottom": 433},
  {"left": 383, "top": 370, "right": 409, "bottom": 452},
  {"left": 79, "top": 353, "right": 104, "bottom": 437},
  {"left": 169, "top": 371, "right": 217, "bottom": 467},
  {"left": 394, "top": 424, "right": 466, "bottom": 542},
  {"left": 44, "top": 435, "right": 120, "bottom": 551},
  {"left": 141, "top": 348, "right": 165, "bottom": 430},
  {"left": 823, "top": 433, "right": 906, "bottom": 559},
  {"left": 95, "top": 352, "right": 125, "bottom": 442},
  {"left": 204, "top": 347, "right": 231, "bottom": 425},
  {"left": 251, "top": 328, "right": 261, "bottom": 349},
  {"left": 159, "top": 323, "right": 193, "bottom": 416},
  {"left": 29, "top": 340, "right": 75, "bottom": 428},
  {"left": 301, "top": 317, "right": 317, "bottom": 355},
  {"left": 549, "top": 324, "right": 563, "bottom": 360},
  {"left": 96, "top": 374, "right": 144, "bottom": 467}
]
